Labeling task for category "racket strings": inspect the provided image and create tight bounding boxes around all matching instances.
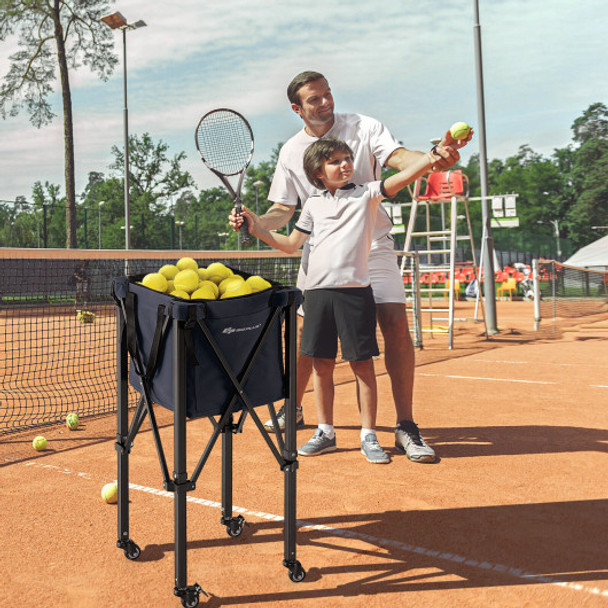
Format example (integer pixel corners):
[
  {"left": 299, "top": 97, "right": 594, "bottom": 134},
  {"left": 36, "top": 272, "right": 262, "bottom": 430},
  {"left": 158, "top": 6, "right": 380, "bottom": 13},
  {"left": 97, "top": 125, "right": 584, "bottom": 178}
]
[{"left": 196, "top": 110, "right": 253, "bottom": 175}]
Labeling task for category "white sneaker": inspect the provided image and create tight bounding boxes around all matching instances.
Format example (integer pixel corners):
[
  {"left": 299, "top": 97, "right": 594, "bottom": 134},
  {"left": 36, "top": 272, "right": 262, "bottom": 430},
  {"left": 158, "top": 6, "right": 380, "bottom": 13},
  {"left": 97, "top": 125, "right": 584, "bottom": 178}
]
[
  {"left": 263, "top": 404, "right": 304, "bottom": 432},
  {"left": 395, "top": 420, "right": 436, "bottom": 463}
]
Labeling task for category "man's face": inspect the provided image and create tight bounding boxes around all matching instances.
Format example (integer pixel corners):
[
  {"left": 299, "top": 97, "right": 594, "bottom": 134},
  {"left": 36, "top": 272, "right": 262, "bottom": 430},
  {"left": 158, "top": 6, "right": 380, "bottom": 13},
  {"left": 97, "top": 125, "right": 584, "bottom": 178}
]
[
  {"left": 292, "top": 78, "right": 335, "bottom": 129},
  {"left": 316, "top": 150, "right": 353, "bottom": 190}
]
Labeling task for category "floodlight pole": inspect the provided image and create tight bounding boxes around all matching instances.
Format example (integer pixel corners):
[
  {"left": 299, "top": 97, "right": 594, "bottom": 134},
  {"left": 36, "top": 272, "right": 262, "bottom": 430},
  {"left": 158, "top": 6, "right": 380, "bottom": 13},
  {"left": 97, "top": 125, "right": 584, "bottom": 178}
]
[
  {"left": 253, "top": 180, "right": 264, "bottom": 250},
  {"left": 473, "top": 0, "right": 498, "bottom": 334}
]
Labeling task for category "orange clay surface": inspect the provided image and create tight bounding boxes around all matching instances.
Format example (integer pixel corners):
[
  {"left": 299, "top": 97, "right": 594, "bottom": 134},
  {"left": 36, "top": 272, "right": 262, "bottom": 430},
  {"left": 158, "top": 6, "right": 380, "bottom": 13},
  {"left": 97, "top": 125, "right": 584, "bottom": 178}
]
[{"left": 1, "top": 301, "right": 607, "bottom": 607}]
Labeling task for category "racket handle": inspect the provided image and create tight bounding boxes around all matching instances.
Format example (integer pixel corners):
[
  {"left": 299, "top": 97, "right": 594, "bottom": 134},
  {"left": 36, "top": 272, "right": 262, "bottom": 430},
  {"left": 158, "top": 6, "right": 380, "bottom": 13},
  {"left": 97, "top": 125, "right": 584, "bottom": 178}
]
[{"left": 237, "top": 208, "right": 251, "bottom": 244}]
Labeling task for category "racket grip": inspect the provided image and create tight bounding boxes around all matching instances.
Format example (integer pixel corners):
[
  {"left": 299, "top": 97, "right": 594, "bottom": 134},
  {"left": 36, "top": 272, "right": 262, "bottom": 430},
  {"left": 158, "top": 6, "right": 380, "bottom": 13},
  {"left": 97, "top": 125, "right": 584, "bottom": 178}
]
[{"left": 238, "top": 209, "right": 251, "bottom": 244}]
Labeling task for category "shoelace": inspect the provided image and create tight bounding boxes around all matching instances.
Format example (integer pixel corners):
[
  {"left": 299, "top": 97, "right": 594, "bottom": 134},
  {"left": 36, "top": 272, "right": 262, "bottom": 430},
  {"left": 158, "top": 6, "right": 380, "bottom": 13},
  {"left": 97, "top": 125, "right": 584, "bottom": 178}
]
[{"left": 401, "top": 426, "right": 424, "bottom": 446}]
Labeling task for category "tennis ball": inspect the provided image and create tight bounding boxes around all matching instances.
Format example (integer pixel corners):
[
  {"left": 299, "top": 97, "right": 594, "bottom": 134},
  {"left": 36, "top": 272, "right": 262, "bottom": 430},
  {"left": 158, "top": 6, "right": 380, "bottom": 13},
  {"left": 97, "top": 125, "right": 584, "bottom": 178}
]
[
  {"left": 166, "top": 279, "right": 175, "bottom": 293},
  {"left": 173, "top": 269, "right": 199, "bottom": 293},
  {"left": 170, "top": 289, "right": 190, "bottom": 300},
  {"left": 218, "top": 275, "right": 245, "bottom": 295},
  {"left": 32, "top": 435, "right": 48, "bottom": 451},
  {"left": 176, "top": 257, "right": 198, "bottom": 271},
  {"left": 450, "top": 121, "right": 471, "bottom": 141},
  {"left": 197, "top": 267, "right": 208, "bottom": 281},
  {"left": 206, "top": 263, "right": 232, "bottom": 285},
  {"left": 198, "top": 280, "right": 219, "bottom": 298},
  {"left": 101, "top": 482, "right": 118, "bottom": 504},
  {"left": 221, "top": 282, "right": 252, "bottom": 299},
  {"left": 142, "top": 272, "right": 168, "bottom": 293},
  {"left": 66, "top": 413, "right": 79, "bottom": 430},
  {"left": 191, "top": 285, "right": 217, "bottom": 300},
  {"left": 246, "top": 275, "right": 272, "bottom": 292},
  {"left": 158, "top": 264, "right": 179, "bottom": 280}
]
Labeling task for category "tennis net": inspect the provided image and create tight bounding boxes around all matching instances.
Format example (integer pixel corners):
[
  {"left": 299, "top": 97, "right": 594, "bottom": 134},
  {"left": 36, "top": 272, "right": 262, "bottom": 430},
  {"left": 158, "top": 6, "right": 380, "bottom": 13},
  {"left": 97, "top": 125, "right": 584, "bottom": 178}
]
[
  {"left": 533, "top": 259, "right": 608, "bottom": 329},
  {"left": 0, "top": 248, "right": 301, "bottom": 435}
]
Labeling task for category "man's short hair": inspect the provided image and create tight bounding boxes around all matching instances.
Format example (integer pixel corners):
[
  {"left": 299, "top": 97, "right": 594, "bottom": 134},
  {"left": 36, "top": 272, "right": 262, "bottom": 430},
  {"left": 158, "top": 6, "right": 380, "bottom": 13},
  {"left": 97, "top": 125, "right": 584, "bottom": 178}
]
[
  {"left": 287, "top": 70, "right": 327, "bottom": 106},
  {"left": 303, "top": 137, "right": 354, "bottom": 190}
]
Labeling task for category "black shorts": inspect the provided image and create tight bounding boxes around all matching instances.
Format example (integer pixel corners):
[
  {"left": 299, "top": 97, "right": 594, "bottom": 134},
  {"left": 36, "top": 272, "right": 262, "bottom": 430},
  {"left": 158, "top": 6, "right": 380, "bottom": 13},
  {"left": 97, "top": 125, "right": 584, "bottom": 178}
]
[{"left": 300, "top": 286, "right": 379, "bottom": 361}]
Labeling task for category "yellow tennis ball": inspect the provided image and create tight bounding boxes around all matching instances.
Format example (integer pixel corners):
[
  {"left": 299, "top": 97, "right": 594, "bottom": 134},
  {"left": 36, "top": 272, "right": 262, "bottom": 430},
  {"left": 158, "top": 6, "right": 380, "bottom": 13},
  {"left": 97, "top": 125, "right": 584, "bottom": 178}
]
[
  {"left": 158, "top": 264, "right": 179, "bottom": 280},
  {"left": 198, "top": 280, "right": 219, "bottom": 298},
  {"left": 176, "top": 257, "right": 198, "bottom": 271},
  {"left": 142, "top": 272, "right": 168, "bottom": 293},
  {"left": 221, "top": 282, "right": 252, "bottom": 299},
  {"left": 218, "top": 275, "right": 245, "bottom": 295},
  {"left": 66, "top": 413, "right": 79, "bottom": 430},
  {"left": 206, "top": 262, "right": 232, "bottom": 285},
  {"left": 32, "top": 435, "right": 48, "bottom": 451},
  {"left": 197, "top": 267, "right": 208, "bottom": 281},
  {"left": 173, "top": 269, "right": 199, "bottom": 293},
  {"left": 170, "top": 289, "right": 190, "bottom": 300},
  {"left": 191, "top": 285, "right": 217, "bottom": 300},
  {"left": 101, "top": 482, "right": 118, "bottom": 504},
  {"left": 450, "top": 121, "right": 471, "bottom": 141},
  {"left": 166, "top": 279, "right": 175, "bottom": 293},
  {"left": 245, "top": 275, "right": 272, "bottom": 293}
]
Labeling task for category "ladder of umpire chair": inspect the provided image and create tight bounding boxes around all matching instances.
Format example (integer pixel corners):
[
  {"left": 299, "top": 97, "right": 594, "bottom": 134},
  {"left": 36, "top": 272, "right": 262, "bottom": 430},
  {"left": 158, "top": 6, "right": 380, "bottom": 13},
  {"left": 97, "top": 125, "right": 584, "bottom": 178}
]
[{"left": 400, "top": 169, "right": 479, "bottom": 349}]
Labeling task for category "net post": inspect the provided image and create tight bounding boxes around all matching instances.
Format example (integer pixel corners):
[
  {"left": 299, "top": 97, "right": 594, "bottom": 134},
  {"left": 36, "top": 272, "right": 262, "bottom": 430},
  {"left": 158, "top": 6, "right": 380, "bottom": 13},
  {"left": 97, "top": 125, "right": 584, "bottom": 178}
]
[{"left": 533, "top": 259, "right": 541, "bottom": 331}]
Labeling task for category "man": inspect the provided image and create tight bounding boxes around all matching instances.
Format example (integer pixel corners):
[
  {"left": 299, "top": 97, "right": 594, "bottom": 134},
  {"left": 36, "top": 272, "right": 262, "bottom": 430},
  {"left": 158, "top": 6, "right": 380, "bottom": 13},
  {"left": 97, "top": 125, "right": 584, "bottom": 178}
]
[{"left": 231, "top": 71, "right": 470, "bottom": 463}]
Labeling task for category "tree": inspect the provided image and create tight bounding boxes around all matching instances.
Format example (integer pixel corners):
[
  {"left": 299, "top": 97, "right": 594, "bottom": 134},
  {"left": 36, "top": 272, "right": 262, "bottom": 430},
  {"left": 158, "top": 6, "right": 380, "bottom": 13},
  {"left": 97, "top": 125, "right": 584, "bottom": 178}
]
[{"left": 0, "top": 0, "right": 118, "bottom": 248}]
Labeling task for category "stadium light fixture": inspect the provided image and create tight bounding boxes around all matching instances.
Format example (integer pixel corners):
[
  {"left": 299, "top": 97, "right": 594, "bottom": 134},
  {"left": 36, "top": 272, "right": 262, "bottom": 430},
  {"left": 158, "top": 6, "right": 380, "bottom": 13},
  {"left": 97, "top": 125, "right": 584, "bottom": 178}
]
[{"left": 101, "top": 12, "right": 147, "bottom": 252}]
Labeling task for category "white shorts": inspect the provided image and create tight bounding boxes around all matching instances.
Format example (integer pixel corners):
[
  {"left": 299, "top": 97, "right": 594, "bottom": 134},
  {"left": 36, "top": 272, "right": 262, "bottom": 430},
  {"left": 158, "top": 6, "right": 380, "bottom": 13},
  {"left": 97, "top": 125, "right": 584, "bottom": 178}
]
[{"left": 296, "top": 238, "right": 406, "bottom": 314}]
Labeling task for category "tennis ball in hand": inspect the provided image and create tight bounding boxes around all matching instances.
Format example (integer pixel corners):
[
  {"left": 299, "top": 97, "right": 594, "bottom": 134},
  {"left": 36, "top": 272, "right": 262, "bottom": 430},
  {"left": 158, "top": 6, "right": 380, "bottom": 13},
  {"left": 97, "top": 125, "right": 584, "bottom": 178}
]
[
  {"left": 176, "top": 257, "right": 198, "bottom": 271},
  {"left": 101, "top": 482, "right": 118, "bottom": 504},
  {"left": 449, "top": 121, "right": 471, "bottom": 141},
  {"left": 66, "top": 413, "right": 79, "bottom": 430},
  {"left": 142, "top": 272, "right": 168, "bottom": 293},
  {"left": 173, "top": 269, "right": 199, "bottom": 293},
  {"left": 32, "top": 435, "right": 48, "bottom": 451},
  {"left": 246, "top": 276, "right": 272, "bottom": 292}
]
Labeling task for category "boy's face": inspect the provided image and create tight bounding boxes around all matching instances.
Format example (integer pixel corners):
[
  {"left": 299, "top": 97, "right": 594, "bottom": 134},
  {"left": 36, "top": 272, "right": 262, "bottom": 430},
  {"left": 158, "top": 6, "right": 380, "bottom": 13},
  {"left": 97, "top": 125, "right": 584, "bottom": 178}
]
[{"left": 316, "top": 150, "right": 353, "bottom": 191}]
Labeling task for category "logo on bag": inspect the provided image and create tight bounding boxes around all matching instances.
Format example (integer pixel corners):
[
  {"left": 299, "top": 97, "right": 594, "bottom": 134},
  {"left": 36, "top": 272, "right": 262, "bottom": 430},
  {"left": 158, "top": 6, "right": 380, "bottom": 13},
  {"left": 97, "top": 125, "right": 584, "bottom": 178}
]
[{"left": 222, "top": 323, "right": 263, "bottom": 335}]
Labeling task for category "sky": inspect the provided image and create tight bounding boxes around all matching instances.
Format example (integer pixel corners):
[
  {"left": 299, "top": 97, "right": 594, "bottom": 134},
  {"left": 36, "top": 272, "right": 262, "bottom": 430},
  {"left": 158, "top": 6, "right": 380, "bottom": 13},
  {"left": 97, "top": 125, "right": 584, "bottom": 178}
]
[{"left": 1, "top": 0, "right": 607, "bottom": 203}]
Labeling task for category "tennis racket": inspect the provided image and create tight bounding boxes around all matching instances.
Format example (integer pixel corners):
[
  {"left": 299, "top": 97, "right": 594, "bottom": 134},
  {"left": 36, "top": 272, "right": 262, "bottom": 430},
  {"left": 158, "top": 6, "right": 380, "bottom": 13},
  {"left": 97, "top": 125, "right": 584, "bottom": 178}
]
[{"left": 195, "top": 108, "right": 254, "bottom": 243}]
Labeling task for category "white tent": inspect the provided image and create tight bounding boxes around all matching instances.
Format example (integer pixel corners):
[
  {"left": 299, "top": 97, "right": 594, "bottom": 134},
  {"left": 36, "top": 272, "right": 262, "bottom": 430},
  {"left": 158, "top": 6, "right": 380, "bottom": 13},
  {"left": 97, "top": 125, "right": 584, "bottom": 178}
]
[{"left": 564, "top": 234, "right": 608, "bottom": 269}]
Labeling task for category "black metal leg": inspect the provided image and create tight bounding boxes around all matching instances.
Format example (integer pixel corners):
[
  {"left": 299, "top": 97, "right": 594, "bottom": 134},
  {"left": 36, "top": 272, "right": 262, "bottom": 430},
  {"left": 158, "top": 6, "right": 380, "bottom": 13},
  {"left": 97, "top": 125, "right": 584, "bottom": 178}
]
[
  {"left": 115, "top": 306, "right": 140, "bottom": 560},
  {"left": 220, "top": 415, "right": 246, "bottom": 538}
]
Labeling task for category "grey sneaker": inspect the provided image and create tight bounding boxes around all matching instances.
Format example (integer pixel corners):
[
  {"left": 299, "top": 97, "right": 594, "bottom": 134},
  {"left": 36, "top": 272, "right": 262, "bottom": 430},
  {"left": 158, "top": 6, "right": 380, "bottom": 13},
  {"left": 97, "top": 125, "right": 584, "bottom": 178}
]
[
  {"left": 395, "top": 420, "right": 436, "bottom": 463},
  {"left": 360, "top": 434, "right": 390, "bottom": 464},
  {"left": 298, "top": 429, "right": 336, "bottom": 456},
  {"left": 264, "top": 404, "right": 304, "bottom": 432}
]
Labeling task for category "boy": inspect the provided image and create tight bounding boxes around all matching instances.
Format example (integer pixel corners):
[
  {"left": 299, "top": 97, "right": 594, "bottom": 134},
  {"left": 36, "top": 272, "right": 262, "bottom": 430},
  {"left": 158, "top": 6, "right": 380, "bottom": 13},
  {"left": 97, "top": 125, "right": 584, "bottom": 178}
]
[{"left": 240, "top": 137, "right": 438, "bottom": 463}]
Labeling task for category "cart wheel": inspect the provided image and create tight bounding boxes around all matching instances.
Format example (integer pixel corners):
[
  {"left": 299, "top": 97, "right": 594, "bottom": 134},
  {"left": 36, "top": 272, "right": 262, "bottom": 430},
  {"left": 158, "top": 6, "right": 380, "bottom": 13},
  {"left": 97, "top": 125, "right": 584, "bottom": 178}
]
[
  {"left": 225, "top": 514, "right": 245, "bottom": 538},
  {"left": 181, "top": 590, "right": 199, "bottom": 608},
  {"left": 123, "top": 540, "right": 141, "bottom": 560},
  {"left": 288, "top": 561, "right": 306, "bottom": 583}
]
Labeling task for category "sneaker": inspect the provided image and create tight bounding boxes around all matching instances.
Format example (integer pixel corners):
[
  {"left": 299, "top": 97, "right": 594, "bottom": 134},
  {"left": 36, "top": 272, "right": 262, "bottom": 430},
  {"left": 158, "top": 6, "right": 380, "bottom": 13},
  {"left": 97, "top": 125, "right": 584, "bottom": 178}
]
[
  {"left": 395, "top": 420, "right": 436, "bottom": 463},
  {"left": 360, "top": 434, "right": 390, "bottom": 464},
  {"left": 263, "top": 404, "right": 304, "bottom": 432},
  {"left": 298, "top": 429, "right": 336, "bottom": 456}
]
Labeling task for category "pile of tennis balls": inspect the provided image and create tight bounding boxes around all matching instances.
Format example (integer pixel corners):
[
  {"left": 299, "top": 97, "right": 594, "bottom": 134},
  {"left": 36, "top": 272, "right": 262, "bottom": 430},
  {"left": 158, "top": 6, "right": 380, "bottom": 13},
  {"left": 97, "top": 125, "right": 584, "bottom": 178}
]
[{"left": 139, "top": 257, "right": 272, "bottom": 300}]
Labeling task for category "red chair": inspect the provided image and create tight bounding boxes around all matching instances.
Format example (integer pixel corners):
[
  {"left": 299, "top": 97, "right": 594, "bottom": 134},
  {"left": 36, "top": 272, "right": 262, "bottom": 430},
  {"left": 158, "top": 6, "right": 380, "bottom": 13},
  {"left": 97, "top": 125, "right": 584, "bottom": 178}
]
[{"left": 415, "top": 169, "right": 469, "bottom": 201}]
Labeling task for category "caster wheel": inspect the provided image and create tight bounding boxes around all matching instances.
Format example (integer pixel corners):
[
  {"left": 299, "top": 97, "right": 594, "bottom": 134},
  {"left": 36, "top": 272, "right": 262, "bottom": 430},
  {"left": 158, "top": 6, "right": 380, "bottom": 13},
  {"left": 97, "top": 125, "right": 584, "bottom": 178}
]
[
  {"left": 123, "top": 541, "right": 141, "bottom": 560},
  {"left": 288, "top": 561, "right": 306, "bottom": 582},
  {"left": 227, "top": 522, "right": 242, "bottom": 537},
  {"left": 181, "top": 592, "right": 199, "bottom": 608}
]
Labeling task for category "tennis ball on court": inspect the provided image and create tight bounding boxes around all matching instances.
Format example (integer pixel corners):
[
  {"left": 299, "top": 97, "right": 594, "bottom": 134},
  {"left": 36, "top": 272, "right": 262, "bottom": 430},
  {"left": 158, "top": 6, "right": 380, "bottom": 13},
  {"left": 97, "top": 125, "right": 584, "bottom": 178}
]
[
  {"left": 221, "top": 282, "right": 252, "bottom": 299},
  {"left": 158, "top": 264, "right": 179, "bottom": 280},
  {"left": 218, "top": 275, "right": 245, "bottom": 295},
  {"left": 176, "top": 257, "right": 198, "bottom": 271},
  {"left": 170, "top": 289, "right": 190, "bottom": 300},
  {"left": 449, "top": 121, "right": 471, "bottom": 141},
  {"left": 206, "top": 263, "right": 232, "bottom": 284},
  {"left": 142, "top": 272, "right": 168, "bottom": 293},
  {"left": 66, "top": 413, "right": 79, "bottom": 430},
  {"left": 32, "top": 435, "right": 48, "bottom": 451},
  {"left": 246, "top": 275, "right": 272, "bottom": 292},
  {"left": 173, "top": 269, "right": 199, "bottom": 293},
  {"left": 101, "top": 482, "right": 118, "bottom": 504},
  {"left": 198, "top": 280, "right": 219, "bottom": 298},
  {"left": 191, "top": 285, "right": 217, "bottom": 300}
]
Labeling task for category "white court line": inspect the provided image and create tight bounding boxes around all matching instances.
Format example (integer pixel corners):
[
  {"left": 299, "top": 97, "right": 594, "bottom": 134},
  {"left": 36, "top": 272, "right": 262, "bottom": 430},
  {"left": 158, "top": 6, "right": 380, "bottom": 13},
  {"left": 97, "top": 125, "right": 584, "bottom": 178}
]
[
  {"left": 417, "top": 372, "right": 554, "bottom": 385},
  {"left": 8, "top": 458, "right": 604, "bottom": 600}
]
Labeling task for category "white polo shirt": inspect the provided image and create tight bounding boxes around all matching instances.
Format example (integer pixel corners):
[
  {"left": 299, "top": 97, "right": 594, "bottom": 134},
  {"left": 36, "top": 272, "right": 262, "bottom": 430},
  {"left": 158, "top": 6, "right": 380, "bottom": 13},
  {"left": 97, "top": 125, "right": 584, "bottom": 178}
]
[
  {"left": 294, "top": 181, "right": 385, "bottom": 290},
  {"left": 269, "top": 112, "right": 400, "bottom": 250}
]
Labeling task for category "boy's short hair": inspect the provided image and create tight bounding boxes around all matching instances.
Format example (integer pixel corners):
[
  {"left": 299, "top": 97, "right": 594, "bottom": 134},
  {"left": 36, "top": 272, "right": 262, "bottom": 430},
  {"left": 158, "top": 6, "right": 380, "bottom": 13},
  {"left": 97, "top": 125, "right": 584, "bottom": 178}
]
[
  {"left": 303, "top": 137, "right": 354, "bottom": 190},
  {"left": 287, "top": 70, "right": 326, "bottom": 106}
]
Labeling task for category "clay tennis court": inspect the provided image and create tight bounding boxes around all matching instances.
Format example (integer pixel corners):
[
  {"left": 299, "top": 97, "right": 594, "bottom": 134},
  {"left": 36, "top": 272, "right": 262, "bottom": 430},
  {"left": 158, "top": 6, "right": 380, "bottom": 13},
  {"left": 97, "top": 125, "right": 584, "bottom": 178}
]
[{"left": 1, "top": 300, "right": 607, "bottom": 607}]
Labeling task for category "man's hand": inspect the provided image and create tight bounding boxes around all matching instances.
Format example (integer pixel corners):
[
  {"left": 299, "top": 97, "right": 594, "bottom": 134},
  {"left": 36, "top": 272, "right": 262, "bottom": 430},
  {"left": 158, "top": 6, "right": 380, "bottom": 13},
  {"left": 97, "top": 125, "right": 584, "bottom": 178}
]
[{"left": 429, "top": 127, "right": 474, "bottom": 173}]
